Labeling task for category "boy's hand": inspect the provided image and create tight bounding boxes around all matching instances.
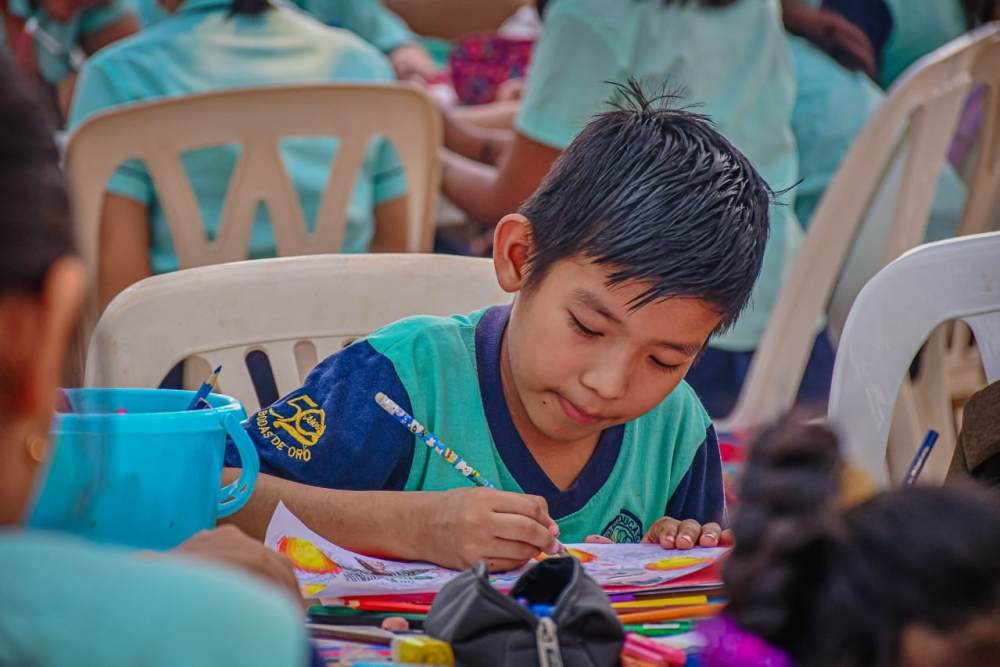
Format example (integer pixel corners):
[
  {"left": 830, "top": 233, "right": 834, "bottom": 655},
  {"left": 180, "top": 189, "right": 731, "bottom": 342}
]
[
  {"left": 417, "top": 487, "right": 562, "bottom": 572},
  {"left": 642, "top": 517, "right": 734, "bottom": 549}
]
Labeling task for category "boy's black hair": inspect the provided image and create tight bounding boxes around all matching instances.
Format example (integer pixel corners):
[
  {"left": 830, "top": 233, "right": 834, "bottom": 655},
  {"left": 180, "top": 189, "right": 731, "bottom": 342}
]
[
  {"left": 519, "top": 80, "right": 775, "bottom": 333},
  {"left": 0, "top": 55, "right": 74, "bottom": 295},
  {"left": 725, "top": 417, "right": 1000, "bottom": 667}
]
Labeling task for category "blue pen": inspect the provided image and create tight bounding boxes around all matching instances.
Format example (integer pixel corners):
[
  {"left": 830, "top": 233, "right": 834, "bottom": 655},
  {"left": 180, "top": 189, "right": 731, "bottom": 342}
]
[
  {"left": 186, "top": 366, "right": 222, "bottom": 411},
  {"left": 904, "top": 430, "right": 939, "bottom": 487}
]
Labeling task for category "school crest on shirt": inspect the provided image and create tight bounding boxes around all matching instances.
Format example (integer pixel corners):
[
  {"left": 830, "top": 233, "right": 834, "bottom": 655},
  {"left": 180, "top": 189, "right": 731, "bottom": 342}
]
[
  {"left": 601, "top": 509, "right": 644, "bottom": 543},
  {"left": 255, "top": 395, "right": 326, "bottom": 462}
]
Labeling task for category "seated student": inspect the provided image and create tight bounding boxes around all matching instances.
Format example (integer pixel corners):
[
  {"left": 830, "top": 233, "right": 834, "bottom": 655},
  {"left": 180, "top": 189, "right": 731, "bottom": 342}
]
[
  {"left": 789, "top": 0, "right": 975, "bottom": 89},
  {"left": 69, "top": 0, "right": 409, "bottom": 307},
  {"left": 0, "top": 0, "right": 138, "bottom": 117},
  {"left": 713, "top": 418, "right": 1000, "bottom": 667},
  {"left": 437, "top": 0, "right": 825, "bottom": 419},
  {"left": 222, "top": 84, "right": 773, "bottom": 572},
  {"left": 132, "top": 0, "right": 439, "bottom": 82},
  {"left": 0, "top": 56, "right": 315, "bottom": 667},
  {"left": 788, "top": 34, "right": 968, "bottom": 242}
]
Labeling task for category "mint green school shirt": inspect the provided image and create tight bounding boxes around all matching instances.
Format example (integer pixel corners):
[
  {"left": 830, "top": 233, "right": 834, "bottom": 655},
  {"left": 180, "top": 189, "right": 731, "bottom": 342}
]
[
  {"left": 0, "top": 530, "right": 310, "bottom": 667},
  {"left": 789, "top": 35, "right": 967, "bottom": 241},
  {"left": 228, "top": 306, "right": 726, "bottom": 543},
  {"left": 0, "top": 0, "right": 132, "bottom": 84},
  {"left": 880, "top": 0, "right": 967, "bottom": 89},
  {"left": 289, "top": 0, "right": 415, "bottom": 53},
  {"left": 133, "top": 0, "right": 415, "bottom": 54},
  {"left": 517, "top": 0, "right": 802, "bottom": 352},
  {"left": 68, "top": 0, "right": 407, "bottom": 274}
]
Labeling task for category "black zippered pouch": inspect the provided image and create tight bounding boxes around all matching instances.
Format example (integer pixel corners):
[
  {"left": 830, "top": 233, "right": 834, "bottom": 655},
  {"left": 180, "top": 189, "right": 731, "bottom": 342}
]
[{"left": 425, "top": 557, "right": 624, "bottom": 667}]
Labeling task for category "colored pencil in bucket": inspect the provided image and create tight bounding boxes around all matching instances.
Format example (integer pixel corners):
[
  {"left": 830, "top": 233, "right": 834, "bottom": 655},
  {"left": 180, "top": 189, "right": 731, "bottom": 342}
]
[{"left": 187, "top": 366, "right": 222, "bottom": 411}]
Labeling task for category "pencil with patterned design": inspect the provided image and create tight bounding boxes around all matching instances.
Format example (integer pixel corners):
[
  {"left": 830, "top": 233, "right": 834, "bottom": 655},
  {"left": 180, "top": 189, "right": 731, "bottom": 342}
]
[
  {"left": 374, "top": 392, "right": 571, "bottom": 558},
  {"left": 374, "top": 392, "right": 495, "bottom": 488}
]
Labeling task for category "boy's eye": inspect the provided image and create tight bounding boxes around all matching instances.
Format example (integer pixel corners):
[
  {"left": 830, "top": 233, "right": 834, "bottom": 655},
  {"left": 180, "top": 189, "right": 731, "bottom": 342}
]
[
  {"left": 650, "top": 357, "right": 681, "bottom": 373},
  {"left": 569, "top": 313, "right": 602, "bottom": 338}
]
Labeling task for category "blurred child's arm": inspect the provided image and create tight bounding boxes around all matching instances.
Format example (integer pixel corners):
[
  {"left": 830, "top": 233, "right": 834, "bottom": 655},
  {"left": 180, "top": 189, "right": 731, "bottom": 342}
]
[
  {"left": 221, "top": 471, "right": 562, "bottom": 572},
  {"left": 98, "top": 193, "right": 151, "bottom": 309},
  {"left": 441, "top": 111, "right": 514, "bottom": 166},
  {"left": 369, "top": 195, "right": 408, "bottom": 252},
  {"left": 388, "top": 43, "right": 439, "bottom": 83},
  {"left": 440, "top": 132, "right": 558, "bottom": 225}
]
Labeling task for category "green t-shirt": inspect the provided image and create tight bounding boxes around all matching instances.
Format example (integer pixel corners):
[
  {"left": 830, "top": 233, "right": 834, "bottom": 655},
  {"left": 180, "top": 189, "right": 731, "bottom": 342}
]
[{"left": 233, "top": 306, "right": 726, "bottom": 543}]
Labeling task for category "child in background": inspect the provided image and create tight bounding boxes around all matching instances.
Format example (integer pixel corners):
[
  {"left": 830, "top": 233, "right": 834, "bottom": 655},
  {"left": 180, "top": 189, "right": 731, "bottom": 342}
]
[
  {"left": 712, "top": 418, "right": 1000, "bottom": 667},
  {"left": 0, "top": 56, "right": 315, "bottom": 667},
  {"left": 222, "top": 84, "right": 773, "bottom": 572},
  {"left": 69, "top": 0, "right": 409, "bottom": 308},
  {"left": 788, "top": 34, "right": 968, "bottom": 242},
  {"left": 438, "top": 0, "right": 827, "bottom": 419},
  {"left": 131, "top": 0, "right": 439, "bottom": 82},
  {"left": 0, "top": 0, "right": 138, "bottom": 116}
]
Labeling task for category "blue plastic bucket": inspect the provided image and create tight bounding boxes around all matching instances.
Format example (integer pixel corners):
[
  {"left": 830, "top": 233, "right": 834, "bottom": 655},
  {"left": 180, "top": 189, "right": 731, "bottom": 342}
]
[{"left": 27, "top": 388, "right": 259, "bottom": 550}]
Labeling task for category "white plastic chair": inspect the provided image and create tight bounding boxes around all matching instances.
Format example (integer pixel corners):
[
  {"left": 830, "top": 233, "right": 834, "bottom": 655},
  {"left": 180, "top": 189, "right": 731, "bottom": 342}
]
[
  {"left": 828, "top": 232, "right": 1000, "bottom": 487},
  {"left": 718, "top": 24, "right": 1000, "bottom": 433},
  {"left": 66, "top": 83, "right": 442, "bottom": 291},
  {"left": 84, "top": 254, "right": 512, "bottom": 413}
]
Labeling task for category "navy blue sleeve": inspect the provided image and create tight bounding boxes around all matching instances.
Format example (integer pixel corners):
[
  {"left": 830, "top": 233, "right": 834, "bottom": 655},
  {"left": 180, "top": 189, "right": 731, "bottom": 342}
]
[
  {"left": 224, "top": 341, "right": 414, "bottom": 491},
  {"left": 663, "top": 425, "right": 727, "bottom": 526}
]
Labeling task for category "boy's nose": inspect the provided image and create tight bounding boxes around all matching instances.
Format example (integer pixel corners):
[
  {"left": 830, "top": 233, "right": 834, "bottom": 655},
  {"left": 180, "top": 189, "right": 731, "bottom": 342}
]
[{"left": 580, "top": 360, "right": 629, "bottom": 401}]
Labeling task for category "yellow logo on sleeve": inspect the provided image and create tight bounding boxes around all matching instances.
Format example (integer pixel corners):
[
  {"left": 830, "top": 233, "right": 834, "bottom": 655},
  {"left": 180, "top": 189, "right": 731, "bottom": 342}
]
[{"left": 257, "top": 395, "right": 326, "bottom": 462}]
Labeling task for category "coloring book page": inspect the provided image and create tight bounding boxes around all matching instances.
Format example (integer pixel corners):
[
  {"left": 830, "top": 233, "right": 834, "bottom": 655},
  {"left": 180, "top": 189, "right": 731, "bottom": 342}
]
[{"left": 265, "top": 502, "right": 726, "bottom": 598}]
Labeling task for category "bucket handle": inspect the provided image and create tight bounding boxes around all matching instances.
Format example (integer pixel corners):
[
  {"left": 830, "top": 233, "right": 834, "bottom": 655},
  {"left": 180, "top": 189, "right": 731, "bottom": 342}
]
[{"left": 218, "top": 412, "right": 260, "bottom": 518}]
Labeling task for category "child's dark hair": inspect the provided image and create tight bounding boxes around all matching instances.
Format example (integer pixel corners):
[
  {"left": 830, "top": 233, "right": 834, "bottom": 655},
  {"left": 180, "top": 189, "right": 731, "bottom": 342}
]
[
  {"left": 0, "top": 56, "right": 74, "bottom": 295},
  {"left": 961, "top": 0, "right": 997, "bottom": 27},
  {"left": 725, "top": 417, "right": 1000, "bottom": 667},
  {"left": 518, "top": 80, "right": 773, "bottom": 332},
  {"left": 537, "top": 0, "right": 740, "bottom": 19},
  {"left": 229, "top": 0, "right": 270, "bottom": 16}
]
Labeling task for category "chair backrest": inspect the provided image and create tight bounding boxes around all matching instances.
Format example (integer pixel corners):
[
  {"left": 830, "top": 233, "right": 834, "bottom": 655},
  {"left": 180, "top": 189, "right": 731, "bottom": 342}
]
[
  {"left": 828, "top": 232, "right": 1000, "bottom": 487},
  {"left": 718, "top": 25, "right": 1000, "bottom": 433},
  {"left": 65, "top": 83, "right": 441, "bottom": 290},
  {"left": 84, "top": 254, "right": 512, "bottom": 413}
]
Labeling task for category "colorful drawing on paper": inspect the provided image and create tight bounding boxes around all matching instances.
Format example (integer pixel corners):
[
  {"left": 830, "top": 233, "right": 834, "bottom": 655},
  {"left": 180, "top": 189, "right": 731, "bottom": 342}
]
[
  {"left": 537, "top": 547, "right": 598, "bottom": 563},
  {"left": 266, "top": 502, "right": 726, "bottom": 599},
  {"left": 645, "top": 555, "right": 711, "bottom": 571},
  {"left": 277, "top": 536, "right": 343, "bottom": 575}
]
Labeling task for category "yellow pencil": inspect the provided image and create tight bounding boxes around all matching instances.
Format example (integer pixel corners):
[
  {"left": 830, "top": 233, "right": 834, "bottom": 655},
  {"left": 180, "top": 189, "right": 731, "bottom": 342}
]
[{"left": 612, "top": 595, "right": 708, "bottom": 610}]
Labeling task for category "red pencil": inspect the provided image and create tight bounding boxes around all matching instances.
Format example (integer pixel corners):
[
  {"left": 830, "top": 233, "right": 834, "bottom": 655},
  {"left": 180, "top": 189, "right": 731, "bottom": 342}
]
[{"left": 346, "top": 600, "right": 432, "bottom": 614}]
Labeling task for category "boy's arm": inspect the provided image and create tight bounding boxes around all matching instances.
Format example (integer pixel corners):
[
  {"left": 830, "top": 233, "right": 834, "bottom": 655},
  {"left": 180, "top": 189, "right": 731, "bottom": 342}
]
[{"left": 221, "top": 470, "right": 563, "bottom": 572}]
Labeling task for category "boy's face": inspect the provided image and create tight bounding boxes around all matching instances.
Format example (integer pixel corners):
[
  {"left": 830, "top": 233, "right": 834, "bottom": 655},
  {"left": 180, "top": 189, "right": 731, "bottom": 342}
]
[{"left": 503, "top": 257, "right": 722, "bottom": 446}]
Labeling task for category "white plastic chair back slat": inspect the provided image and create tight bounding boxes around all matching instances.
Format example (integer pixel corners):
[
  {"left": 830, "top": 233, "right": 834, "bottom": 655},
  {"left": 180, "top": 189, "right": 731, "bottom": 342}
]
[
  {"left": 66, "top": 83, "right": 442, "bottom": 290},
  {"left": 719, "top": 25, "right": 1000, "bottom": 432},
  {"left": 829, "top": 232, "right": 1000, "bottom": 486},
  {"left": 85, "top": 255, "right": 512, "bottom": 413}
]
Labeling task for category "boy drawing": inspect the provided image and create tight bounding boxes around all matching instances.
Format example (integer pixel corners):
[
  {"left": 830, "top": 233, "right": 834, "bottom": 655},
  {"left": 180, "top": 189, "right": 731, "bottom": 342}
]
[{"left": 225, "top": 84, "right": 773, "bottom": 572}]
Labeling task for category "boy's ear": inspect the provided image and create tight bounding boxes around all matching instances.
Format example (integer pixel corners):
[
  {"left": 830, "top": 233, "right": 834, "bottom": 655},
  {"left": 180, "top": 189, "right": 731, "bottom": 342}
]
[{"left": 492, "top": 214, "right": 533, "bottom": 294}]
